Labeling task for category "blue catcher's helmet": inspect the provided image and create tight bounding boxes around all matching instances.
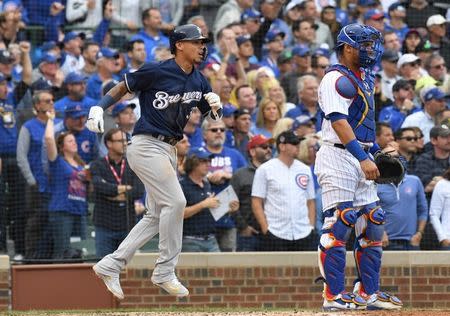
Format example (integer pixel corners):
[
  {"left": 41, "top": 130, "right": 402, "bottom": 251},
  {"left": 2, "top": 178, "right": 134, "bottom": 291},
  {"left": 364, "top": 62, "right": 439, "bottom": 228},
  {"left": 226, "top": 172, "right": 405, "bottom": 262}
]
[
  {"left": 335, "top": 23, "right": 383, "bottom": 68},
  {"left": 169, "top": 24, "right": 209, "bottom": 54}
]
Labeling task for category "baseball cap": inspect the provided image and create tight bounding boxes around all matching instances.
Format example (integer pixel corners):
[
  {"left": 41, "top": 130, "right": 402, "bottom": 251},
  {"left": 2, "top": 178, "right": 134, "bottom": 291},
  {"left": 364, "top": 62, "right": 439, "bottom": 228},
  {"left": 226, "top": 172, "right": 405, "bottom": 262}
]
[
  {"left": 284, "top": 0, "right": 302, "bottom": 14},
  {"left": 234, "top": 108, "right": 251, "bottom": 118},
  {"left": 381, "top": 49, "right": 399, "bottom": 62},
  {"left": 188, "top": 147, "right": 213, "bottom": 160},
  {"left": 430, "top": 125, "right": 450, "bottom": 139},
  {"left": 277, "top": 50, "right": 293, "bottom": 64},
  {"left": 241, "top": 8, "right": 261, "bottom": 22},
  {"left": 405, "top": 29, "right": 420, "bottom": 38},
  {"left": 223, "top": 104, "right": 237, "bottom": 117},
  {"left": 64, "top": 104, "right": 88, "bottom": 119},
  {"left": 64, "top": 72, "right": 87, "bottom": 84},
  {"left": 96, "top": 47, "right": 119, "bottom": 59},
  {"left": 63, "top": 31, "right": 80, "bottom": 44},
  {"left": 421, "top": 87, "right": 448, "bottom": 102},
  {"left": 388, "top": 2, "right": 405, "bottom": 13},
  {"left": 31, "top": 78, "right": 52, "bottom": 92},
  {"left": 276, "top": 130, "right": 302, "bottom": 146},
  {"left": 313, "top": 47, "right": 331, "bottom": 58},
  {"left": 112, "top": 102, "right": 136, "bottom": 117},
  {"left": 292, "top": 115, "right": 317, "bottom": 130},
  {"left": 364, "top": 9, "right": 385, "bottom": 21},
  {"left": 236, "top": 35, "right": 251, "bottom": 46},
  {"left": 0, "top": 50, "right": 14, "bottom": 64},
  {"left": 40, "top": 53, "right": 58, "bottom": 64},
  {"left": 247, "top": 134, "right": 274, "bottom": 150},
  {"left": 357, "top": 0, "right": 377, "bottom": 6},
  {"left": 265, "top": 30, "right": 285, "bottom": 43},
  {"left": 41, "top": 41, "right": 58, "bottom": 52},
  {"left": 397, "top": 54, "right": 420, "bottom": 68},
  {"left": 292, "top": 45, "right": 310, "bottom": 57},
  {"left": 392, "top": 79, "right": 412, "bottom": 92},
  {"left": 426, "top": 15, "right": 447, "bottom": 28}
]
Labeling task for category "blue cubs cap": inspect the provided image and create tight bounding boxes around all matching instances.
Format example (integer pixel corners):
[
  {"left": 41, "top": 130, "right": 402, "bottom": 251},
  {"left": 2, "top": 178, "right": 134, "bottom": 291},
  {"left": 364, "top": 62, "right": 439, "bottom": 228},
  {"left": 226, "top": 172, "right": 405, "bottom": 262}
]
[
  {"left": 64, "top": 104, "right": 87, "bottom": 119},
  {"left": 64, "top": 72, "right": 87, "bottom": 84},
  {"left": 314, "top": 47, "right": 330, "bottom": 58},
  {"left": 388, "top": 2, "right": 406, "bottom": 13},
  {"left": 40, "top": 53, "right": 58, "bottom": 64},
  {"left": 236, "top": 35, "right": 252, "bottom": 46},
  {"left": 292, "top": 45, "right": 310, "bottom": 57},
  {"left": 364, "top": 9, "right": 385, "bottom": 21},
  {"left": 188, "top": 147, "right": 213, "bottom": 160},
  {"left": 112, "top": 102, "right": 136, "bottom": 117},
  {"left": 31, "top": 78, "right": 52, "bottom": 92},
  {"left": 41, "top": 41, "right": 57, "bottom": 52},
  {"left": 292, "top": 115, "right": 317, "bottom": 130},
  {"left": 241, "top": 8, "right": 261, "bottom": 22},
  {"left": 63, "top": 31, "right": 80, "bottom": 43},
  {"left": 223, "top": 104, "right": 237, "bottom": 117},
  {"left": 265, "top": 30, "right": 285, "bottom": 43},
  {"left": 357, "top": 0, "right": 377, "bottom": 6},
  {"left": 422, "top": 87, "right": 448, "bottom": 102},
  {"left": 96, "top": 47, "right": 119, "bottom": 59}
]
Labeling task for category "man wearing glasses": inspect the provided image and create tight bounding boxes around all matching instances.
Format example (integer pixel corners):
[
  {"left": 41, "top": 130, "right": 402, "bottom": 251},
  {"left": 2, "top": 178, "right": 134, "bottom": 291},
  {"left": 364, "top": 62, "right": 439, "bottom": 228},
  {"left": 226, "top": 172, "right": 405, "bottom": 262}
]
[{"left": 395, "top": 127, "right": 421, "bottom": 172}]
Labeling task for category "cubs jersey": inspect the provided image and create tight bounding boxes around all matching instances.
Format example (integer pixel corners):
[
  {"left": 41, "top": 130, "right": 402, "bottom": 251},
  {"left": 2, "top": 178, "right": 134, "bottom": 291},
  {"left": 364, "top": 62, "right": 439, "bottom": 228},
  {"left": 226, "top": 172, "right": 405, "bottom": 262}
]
[{"left": 124, "top": 59, "right": 212, "bottom": 141}]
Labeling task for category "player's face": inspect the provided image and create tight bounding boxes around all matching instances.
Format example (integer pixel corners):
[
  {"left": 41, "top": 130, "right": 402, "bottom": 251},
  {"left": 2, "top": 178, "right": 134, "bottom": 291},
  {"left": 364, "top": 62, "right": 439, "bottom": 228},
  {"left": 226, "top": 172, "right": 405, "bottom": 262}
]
[{"left": 180, "top": 40, "right": 207, "bottom": 64}]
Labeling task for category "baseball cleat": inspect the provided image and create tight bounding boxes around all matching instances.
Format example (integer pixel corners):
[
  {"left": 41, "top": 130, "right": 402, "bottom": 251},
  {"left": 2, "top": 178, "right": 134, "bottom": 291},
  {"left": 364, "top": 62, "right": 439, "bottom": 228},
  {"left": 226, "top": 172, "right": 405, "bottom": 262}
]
[
  {"left": 354, "top": 281, "right": 402, "bottom": 310},
  {"left": 152, "top": 277, "right": 189, "bottom": 297},
  {"left": 93, "top": 264, "right": 124, "bottom": 300},
  {"left": 323, "top": 292, "right": 367, "bottom": 311}
]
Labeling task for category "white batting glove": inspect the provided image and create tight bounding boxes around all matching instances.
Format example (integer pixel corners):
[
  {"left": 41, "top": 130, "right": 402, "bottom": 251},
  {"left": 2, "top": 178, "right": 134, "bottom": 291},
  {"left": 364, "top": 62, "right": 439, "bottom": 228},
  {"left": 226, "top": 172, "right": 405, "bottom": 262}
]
[
  {"left": 204, "top": 92, "right": 222, "bottom": 120},
  {"left": 86, "top": 106, "right": 104, "bottom": 133}
]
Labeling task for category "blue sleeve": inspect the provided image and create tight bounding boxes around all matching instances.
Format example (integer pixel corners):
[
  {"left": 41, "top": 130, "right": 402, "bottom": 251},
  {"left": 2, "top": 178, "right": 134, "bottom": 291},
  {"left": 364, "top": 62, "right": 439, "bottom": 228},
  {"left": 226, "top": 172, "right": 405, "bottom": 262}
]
[
  {"left": 124, "top": 62, "right": 157, "bottom": 92},
  {"left": 327, "top": 112, "right": 347, "bottom": 122},
  {"left": 416, "top": 177, "right": 429, "bottom": 222},
  {"left": 93, "top": 19, "right": 111, "bottom": 46},
  {"left": 44, "top": 15, "right": 59, "bottom": 42}
]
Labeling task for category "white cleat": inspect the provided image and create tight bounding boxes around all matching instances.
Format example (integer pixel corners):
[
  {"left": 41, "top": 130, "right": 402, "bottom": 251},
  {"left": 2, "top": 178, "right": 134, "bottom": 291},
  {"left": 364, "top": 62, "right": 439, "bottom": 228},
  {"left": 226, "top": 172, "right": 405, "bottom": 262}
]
[
  {"left": 152, "top": 278, "right": 189, "bottom": 297},
  {"left": 93, "top": 264, "right": 124, "bottom": 300}
]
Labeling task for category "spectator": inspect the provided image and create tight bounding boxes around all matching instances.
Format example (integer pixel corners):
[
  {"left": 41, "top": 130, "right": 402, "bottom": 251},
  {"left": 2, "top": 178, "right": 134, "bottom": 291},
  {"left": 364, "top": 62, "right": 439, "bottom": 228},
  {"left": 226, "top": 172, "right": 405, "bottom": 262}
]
[
  {"left": 80, "top": 41, "right": 100, "bottom": 77},
  {"left": 142, "top": 0, "right": 184, "bottom": 31},
  {"left": 384, "top": 2, "right": 409, "bottom": 41},
  {"left": 298, "top": 0, "right": 334, "bottom": 49},
  {"left": 30, "top": 53, "right": 64, "bottom": 98},
  {"left": 426, "top": 15, "right": 450, "bottom": 66},
  {"left": 181, "top": 148, "right": 235, "bottom": 252},
  {"left": 213, "top": 0, "right": 253, "bottom": 36},
  {"left": 251, "top": 98, "right": 282, "bottom": 138},
  {"left": 90, "top": 128, "right": 144, "bottom": 257},
  {"left": 226, "top": 35, "right": 259, "bottom": 83},
  {"left": 292, "top": 115, "right": 316, "bottom": 138},
  {"left": 131, "top": 8, "right": 170, "bottom": 62},
  {"left": 363, "top": 9, "right": 384, "bottom": 33},
  {"left": 108, "top": 0, "right": 140, "bottom": 46},
  {"left": 65, "top": 0, "right": 103, "bottom": 35},
  {"left": 424, "top": 53, "right": 450, "bottom": 94},
  {"left": 405, "top": 0, "right": 441, "bottom": 29},
  {"left": 401, "top": 29, "right": 422, "bottom": 54},
  {"left": 54, "top": 72, "right": 96, "bottom": 115},
  {"left": 231, "top": 134, "right": 273, "bottom": 251},
  {"left": 379, "top": 79, "right": 416, "bottom": 132},
  {"left": 232, "top": 108, "right": 253, "bottom": 161},
  {"left": 111, "top": 103, "right": 136, "bottom": 141},
  {"left": 402, "top": 86, "right": 447, "bottom": 143},
  {"left": 235, "top": 84, "right": 257, "bottom": 121},
  {"left": 175, "top": 134, "right": 190, "bottom": 178},
  {"left": 264, "top": 78, "right": 295, "bottom": 116},
  {"left": 377, "top": 50, "right": 400, "bottom": 102},
  {"left": 411, "top": 126, "right": 425, "bottom": 155},
  {"left": 200, "top": 119, "right": 247, "bottom": 252},
  {"left": 241, "top": 8, "right": 262, "bottom": 37},
  {"left": 252, "top": 130, "right": 316, "bottom": 251},
  {"left": 383, "top": 31, "right": 401, "bottom": 55},
  {"left": 222, "top": 104, "right": 237, "bottom": 149},
  {"left": 272, "top": 117, "right": 294, "bottom": 140},
  {"left": 60, "top": 32, "right": 85, "bottom": 76},
  {"left": 292, "top": 19, "right": 318, "bottom": 50},
  {"left": 285, "top": 75, "right": 322, "bottom": 131},
  {"left": 125, "top": 39, "right": 146, "bottom": 73},
  {"left": 280, "top": 48, "right": 312, "bottom": 103},
  {"left": 397, "top": 53, "right": 422, "bottom": 81},
  {"left": 277, "top": 50, "right": 293, "bottom": 78},
  {"left": 378, "top": 144, "right": 428, "bottom": 251},
  {"left": 311, "top": 53, "right": 330, "bottom": 82},
  {"left": 320, "top": 5, "right": 341, "bottom": 42},
  {"left": 17, "top": 90, "right": 54, "bottom": 259},
  {"left": 375, "top": 122, "right": 395, "bottom": 150},
  {"left": 44, "top": 108, "right": 89, "bottom": 259},
  {"left": 0, "top": 9, "right": 25, "bottom": 47},
  {"left": 395, "top": 127, "right": 420, "bottom": 171},
  {"left": 412, "top": 126, "right": 450, "bottom": 197},
  {"left": 183, "top": 108, "right": 203, "bottom": 149},
  {"left": 429, "top": 167, "right": 450, "bottom": 250},
  {"left": 260, "top": 30, "right": 285, "bottom": 79}
]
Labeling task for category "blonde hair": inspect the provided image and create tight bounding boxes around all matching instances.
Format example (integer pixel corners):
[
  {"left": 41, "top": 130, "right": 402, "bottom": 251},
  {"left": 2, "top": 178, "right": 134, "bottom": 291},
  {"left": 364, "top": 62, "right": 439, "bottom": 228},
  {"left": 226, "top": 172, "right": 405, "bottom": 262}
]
[
  {"left": 255, "top": 98, "right": 282, "bottom": 129},
  {"left": 297, "top": 133, "right": 321, "bottom": 165},
  {"left": 272, "top": 117, "right": 294, "bottom": 140}
]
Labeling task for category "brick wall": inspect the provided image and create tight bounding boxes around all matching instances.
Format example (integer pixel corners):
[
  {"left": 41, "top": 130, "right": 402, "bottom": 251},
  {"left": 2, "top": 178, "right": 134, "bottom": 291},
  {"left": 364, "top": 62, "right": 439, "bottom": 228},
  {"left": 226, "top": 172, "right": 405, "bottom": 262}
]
[{"left": 0, "top": 257, "right": 10, "bottom": 310}]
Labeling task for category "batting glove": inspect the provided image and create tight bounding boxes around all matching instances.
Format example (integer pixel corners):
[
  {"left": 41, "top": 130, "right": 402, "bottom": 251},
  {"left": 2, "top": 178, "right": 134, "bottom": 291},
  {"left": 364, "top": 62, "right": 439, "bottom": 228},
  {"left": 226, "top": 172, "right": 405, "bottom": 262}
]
[
  {"left": 204, "top": 92, "right": 222, "bottom": 120},
  {"left": 86, "top": 106, "right": 104, "bottom": 133}
]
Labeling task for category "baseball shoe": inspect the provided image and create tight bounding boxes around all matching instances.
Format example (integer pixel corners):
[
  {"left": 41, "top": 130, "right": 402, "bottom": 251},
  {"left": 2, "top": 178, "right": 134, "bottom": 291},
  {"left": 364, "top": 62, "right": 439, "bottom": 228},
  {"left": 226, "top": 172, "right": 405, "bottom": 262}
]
[
  {"left": 322, "top": 292, "right": 367, "bottom": 311},
  {"left": 354, "top": 281, "right": 402, "bottom": 310},
  {"left": 152, "top": 277, "right": 189, "bottom": 297},
  {"left": 93, "top": 264, "right": 124, "bottom": 300}
]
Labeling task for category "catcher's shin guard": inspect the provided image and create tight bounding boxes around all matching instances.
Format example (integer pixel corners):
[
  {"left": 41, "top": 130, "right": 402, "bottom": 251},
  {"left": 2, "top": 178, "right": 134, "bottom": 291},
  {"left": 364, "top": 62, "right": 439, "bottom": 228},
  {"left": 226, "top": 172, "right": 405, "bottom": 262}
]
[
  {"left": 354, "top": 203, "right": 384, "bottom": 296},
  {"left": 319, "top": 202, "right": 359, "bottom": 298}
]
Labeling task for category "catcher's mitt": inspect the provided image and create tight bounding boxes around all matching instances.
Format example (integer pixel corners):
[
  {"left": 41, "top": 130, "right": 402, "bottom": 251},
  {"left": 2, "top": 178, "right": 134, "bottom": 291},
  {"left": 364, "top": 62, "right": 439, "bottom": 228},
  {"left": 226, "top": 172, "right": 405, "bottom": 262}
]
[{"left": 374, "top": 151, "right": 406, "bottom": 184}]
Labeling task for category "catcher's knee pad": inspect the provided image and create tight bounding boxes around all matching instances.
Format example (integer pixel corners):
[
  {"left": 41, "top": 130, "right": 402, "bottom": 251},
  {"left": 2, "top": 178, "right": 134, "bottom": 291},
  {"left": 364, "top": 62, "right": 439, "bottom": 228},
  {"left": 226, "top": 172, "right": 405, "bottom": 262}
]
[
  {"left": 319, "top": 201, "right": 359, "bottom": 297},
  {"left": 354, "top": 203, "right": 384, "bottom": 295}
]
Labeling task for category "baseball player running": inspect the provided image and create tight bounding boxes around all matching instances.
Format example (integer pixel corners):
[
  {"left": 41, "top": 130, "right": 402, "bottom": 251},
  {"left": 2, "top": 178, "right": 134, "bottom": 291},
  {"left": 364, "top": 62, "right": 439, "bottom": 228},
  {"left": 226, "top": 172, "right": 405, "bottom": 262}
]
[
  {"left": 314, "top": 24, "right": 403, "bottom": 311},
  {"left": 86, "top": 24, "right": 222, "bottom": 299}
]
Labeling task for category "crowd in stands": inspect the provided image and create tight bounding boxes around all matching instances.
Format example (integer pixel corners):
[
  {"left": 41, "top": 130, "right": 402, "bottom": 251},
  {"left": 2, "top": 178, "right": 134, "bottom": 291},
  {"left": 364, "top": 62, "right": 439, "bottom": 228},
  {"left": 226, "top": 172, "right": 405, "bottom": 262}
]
[{"left": 0, "top": 0, "right": 449, "bottom": 261}]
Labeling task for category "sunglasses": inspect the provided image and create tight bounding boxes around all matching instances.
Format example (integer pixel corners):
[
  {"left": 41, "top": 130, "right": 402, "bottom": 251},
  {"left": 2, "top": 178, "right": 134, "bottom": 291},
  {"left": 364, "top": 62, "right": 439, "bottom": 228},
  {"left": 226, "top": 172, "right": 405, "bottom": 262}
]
[
  {"left": 208, "top": 128, "right": 226, "bottom": 133},
  {"left": 258, "top": 144, "right": 273, "bottom": 150},
  {"left": 399, "top": 136, "right": 418, "bottom": 142},
  {"left": 432, "top": 64, "right": 446, "bottom": 70},
  {"left": 317, "top": 64, "right": 329, "bottom": 69},
  {"left": 40, "top": 98, "right": 54, "bottom": 104}
]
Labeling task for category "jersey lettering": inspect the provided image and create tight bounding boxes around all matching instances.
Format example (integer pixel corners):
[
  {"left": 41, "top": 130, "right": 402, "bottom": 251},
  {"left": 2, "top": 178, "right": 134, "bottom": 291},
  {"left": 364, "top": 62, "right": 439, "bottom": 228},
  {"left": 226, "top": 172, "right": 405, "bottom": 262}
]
[{"left": 152, "top": 91, "right": 202, "bottom": 109}]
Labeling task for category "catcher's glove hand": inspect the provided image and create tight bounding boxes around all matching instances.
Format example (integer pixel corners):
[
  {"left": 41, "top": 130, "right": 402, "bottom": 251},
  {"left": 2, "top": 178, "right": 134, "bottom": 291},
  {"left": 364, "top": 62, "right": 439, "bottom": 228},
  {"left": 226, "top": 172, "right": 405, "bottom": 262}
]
[{"left": 374, "top": 151, "right": 406, "bottom": 184}]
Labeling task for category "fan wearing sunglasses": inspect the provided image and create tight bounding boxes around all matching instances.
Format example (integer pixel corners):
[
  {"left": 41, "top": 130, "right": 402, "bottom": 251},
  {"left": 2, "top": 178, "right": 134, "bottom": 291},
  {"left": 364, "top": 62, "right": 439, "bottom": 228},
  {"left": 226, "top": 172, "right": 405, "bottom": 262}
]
[{"left": 394, "top": 127, "right": 420, "bottom": 171}]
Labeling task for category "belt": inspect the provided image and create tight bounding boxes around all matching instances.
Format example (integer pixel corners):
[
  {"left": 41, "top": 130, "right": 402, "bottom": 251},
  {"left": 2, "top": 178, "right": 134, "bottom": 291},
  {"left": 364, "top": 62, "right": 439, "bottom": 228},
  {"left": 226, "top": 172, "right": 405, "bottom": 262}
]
[
  {"left": 333, "top": 143, "right": 370, "bottom": 152},
  {"left": 150, "top": 133, "right": 179, "bottom": 146}
]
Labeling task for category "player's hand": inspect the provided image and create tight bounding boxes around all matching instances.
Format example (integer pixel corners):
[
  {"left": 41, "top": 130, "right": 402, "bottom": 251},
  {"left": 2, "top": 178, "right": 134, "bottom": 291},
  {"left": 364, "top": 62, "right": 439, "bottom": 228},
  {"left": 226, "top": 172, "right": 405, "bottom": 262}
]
[
  {"left": 204, "top": 92, "right": 222, "bottom": 120},
  {"left": 86, "top": 106, "right": 104, "bottom": 133},
  {"left": 360, "top": 158, "right": 380, "bottom": 181}
]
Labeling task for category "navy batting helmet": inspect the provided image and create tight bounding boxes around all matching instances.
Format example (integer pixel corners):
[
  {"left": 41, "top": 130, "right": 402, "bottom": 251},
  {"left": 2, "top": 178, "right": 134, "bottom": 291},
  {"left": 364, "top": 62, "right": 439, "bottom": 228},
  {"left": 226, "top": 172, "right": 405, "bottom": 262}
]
[
  {"left": 169, "top": 24, "right": 209, "bottom": 54},
  {"left": 336, "top": 23, "right": 383, "bottom": 68}
]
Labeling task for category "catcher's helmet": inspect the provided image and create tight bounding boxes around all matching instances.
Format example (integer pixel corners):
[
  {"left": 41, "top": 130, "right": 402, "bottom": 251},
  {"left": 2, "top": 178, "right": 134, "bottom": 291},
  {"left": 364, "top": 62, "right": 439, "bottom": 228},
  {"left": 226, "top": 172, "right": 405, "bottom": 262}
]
[
  {"left": 169, "top": 24, "right": 209, "bottom": 54},
  {"left": 336, "top": 23, "right": 383, "bottom": 68}
]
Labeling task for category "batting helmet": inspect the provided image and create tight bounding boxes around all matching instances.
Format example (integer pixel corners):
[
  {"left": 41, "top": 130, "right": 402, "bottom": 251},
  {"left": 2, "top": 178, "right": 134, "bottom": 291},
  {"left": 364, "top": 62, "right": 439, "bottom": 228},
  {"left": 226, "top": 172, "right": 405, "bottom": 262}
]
[
  {"left": 335, "top": 23, "right": 383, "bottom": 68},
  {"left": 169, "top": 24, "right": 209, "bottom": 54}
]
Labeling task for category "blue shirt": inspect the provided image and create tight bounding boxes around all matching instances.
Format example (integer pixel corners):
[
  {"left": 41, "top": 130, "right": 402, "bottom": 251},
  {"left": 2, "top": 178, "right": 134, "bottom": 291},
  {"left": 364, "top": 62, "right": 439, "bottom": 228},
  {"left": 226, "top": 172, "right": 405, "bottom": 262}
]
[
  {"left": 260, "top": 56, "right": 280, "bottom": 78},
  {"left": 54, "top": 96, "right": 97, "bottom": 115},
  {"left": 131, "top": 30, "right": 170, "bottom": 62},
  {"left": 23, "top": 118, "right": 48, "bottom": 192},
  {"left": 285, "top": 103, "right": 323, "bottom": 131},
  {"left": 23, "top": 0, "right": 65, "bottom": 25},
  {"left": 378, "top": 175, "right": 428, "bottom": 240},
  {"left": 0, "top": 100, "right": 18, "bottom": 155},
  {"left": 186, "top": 126, "right": 204, "bottom": 148},
  {"left": 125, "top": 59, "right": 213, "bottom": 140},
  {"left": 378, "top": 104, "right": 420, "bottom": 132},
  {"left": 86, "top": 74, "right": 120, "bottom": 102},
  {"left": 384, "top": 22, "right": 409, "bottom": 42},
  {"left": 48, "top": 156, "right": 88, "bottom": 215}
]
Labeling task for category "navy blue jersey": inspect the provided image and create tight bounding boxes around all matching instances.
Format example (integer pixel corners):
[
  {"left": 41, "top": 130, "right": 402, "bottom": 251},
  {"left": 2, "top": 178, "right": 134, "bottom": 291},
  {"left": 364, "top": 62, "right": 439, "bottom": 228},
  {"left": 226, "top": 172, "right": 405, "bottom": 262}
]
[{"left": 124, "top": 59, "right": 212, "bottom": 140}]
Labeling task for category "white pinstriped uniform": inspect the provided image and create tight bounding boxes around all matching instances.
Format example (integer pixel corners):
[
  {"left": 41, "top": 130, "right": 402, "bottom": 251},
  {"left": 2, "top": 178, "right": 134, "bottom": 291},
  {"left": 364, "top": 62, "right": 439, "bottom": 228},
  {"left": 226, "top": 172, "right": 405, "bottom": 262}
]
[{"left": 314, "top": 70, "right": 378, "bottom": 211}]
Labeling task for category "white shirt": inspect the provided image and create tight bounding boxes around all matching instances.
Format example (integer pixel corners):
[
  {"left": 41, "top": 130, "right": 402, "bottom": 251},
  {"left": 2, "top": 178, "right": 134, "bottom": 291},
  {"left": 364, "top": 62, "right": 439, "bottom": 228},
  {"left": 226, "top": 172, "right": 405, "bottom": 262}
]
[
  {"left": 318, "top": 70, "right": 353, "bottom": 144},
  {"left": 252, "top": 158, "right": 315, "bottom": 240},
  {"left": 401, "top": 110, "right": 434, "bottom": 143},
  {"left": 61, "top": 53, "right": 85, "bottom": 77},
  {"left": 378, "top": 70, "right": 401, "bottom": 102},
  {"left": 429, "top": 179, "right": 450, "bottom": 242}
]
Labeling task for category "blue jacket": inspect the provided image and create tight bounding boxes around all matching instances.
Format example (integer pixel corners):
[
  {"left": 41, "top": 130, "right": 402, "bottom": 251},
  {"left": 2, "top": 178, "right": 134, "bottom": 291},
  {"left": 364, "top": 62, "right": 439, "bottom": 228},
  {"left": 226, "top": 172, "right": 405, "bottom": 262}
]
[{"left": 130, "top": 30, "right": 170, "bottom": 62}]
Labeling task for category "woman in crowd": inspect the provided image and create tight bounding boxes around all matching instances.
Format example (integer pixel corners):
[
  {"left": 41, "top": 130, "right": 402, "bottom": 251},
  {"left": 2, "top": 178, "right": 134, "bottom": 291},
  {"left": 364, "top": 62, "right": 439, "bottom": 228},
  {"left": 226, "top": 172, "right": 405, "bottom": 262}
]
[
  {"left": 429, "top": 168, "right": 450, "bottom": 250},
  {"left": 251, "top": 98, "right": 282, "bottom": 138},
  {"left": 402, "top": 29, "right": 422, "bottom": 54},
  {"left": 45, "top": 110, "right": 89, "bottom": 259},
  {"left": 264, "top": 78, "right": 296, "bottom": 115}
]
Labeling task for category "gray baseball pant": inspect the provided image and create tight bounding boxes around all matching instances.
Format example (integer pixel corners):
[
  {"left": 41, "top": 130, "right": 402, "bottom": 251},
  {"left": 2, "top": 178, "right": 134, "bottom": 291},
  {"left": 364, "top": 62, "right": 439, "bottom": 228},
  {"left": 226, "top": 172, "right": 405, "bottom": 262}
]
[{"left": 94, "top": 134, "right": 186, "bottom": 283}]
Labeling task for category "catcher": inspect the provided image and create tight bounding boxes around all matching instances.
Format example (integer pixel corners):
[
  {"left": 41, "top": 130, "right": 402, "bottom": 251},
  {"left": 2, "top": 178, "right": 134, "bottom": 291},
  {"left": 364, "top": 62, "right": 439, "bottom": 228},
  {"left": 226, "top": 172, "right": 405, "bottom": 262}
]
[{"left": 314, "top": 23, "right": 404, "bottom": 311}]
